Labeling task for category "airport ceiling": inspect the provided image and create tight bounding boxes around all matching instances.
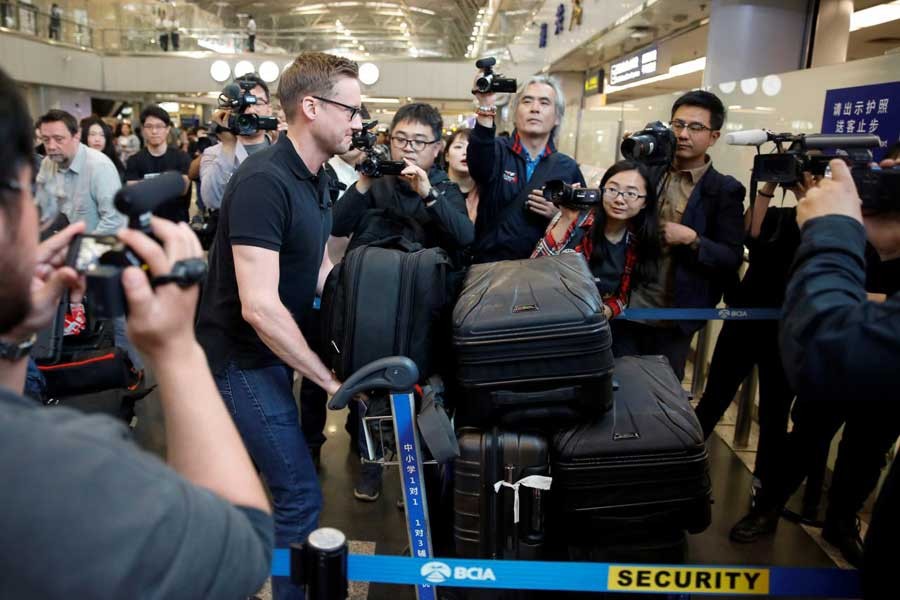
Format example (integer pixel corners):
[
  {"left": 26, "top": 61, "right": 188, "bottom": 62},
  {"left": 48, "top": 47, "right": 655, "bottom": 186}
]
[{"left": 189, "top": 0, "right": 545, "bottom": 59}]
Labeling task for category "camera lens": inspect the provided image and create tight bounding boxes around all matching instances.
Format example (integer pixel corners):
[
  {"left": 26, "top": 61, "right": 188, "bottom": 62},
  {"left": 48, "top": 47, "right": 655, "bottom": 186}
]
[
  {"left": 476, "top": 75, "right": 492, "bottom": 93},
  {"left": 621, "top": 135, "right": 656, "bottom": 160}
]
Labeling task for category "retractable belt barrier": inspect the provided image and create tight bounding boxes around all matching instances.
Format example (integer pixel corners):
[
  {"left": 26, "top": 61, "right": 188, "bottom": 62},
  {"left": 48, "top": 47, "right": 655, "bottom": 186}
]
[
  {"left": 272, "top": 550, "right": 861, "bottom": 597},
  {"left": 620, "top": 308, "right": 781, "bottom": 320}
]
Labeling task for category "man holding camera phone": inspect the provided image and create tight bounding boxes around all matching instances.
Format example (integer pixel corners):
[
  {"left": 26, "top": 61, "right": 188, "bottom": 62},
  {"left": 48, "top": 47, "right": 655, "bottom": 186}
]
[
  {"left": 616, "top": 90, "right": 745, "bottom": 381},
  {"left": 468, "top": 66, "right": 585, "bottom": 264},
  {"left": 0, "top": 69, "right": 273, "bottom": 597},
  {"left": 196, "top": 52, "right": 359, "bottom": 600},
  {"left": 200, "top": 73, "right": 274, "bottom": 210}
]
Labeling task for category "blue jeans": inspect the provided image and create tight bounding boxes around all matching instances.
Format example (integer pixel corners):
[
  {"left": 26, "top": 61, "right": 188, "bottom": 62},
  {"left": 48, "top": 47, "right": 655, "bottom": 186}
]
[{"left": 214, "top": 361, "right": 322, "bottom": 600}]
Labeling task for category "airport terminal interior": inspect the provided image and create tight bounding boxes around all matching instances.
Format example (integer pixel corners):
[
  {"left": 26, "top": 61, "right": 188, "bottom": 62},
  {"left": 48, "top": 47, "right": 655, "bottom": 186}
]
[{"left": 3, "top": 0, "right": 900, "bottom": 598}]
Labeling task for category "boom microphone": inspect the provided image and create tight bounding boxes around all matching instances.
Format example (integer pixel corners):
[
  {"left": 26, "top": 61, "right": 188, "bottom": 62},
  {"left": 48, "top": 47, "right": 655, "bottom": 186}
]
[
  {"left": 803, "top": 134, "right": 882, "bottom": 150},
  {"left": 114, "top": 171, "right": 186, "bottom": 217},
  {"left": 725, "top": 129, "right": 770, "bottom": 146}
]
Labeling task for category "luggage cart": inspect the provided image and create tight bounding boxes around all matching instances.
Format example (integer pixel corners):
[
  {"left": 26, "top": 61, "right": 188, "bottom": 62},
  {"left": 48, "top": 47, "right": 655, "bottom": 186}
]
[{"left": 328, "top": 356, "right": 438, "bottom": 600}]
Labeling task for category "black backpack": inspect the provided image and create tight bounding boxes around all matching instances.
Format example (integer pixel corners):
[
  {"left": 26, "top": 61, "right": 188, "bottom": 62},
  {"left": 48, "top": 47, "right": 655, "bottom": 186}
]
[{"left": 321, "top": 236, "right": 451, "bottom": 382}]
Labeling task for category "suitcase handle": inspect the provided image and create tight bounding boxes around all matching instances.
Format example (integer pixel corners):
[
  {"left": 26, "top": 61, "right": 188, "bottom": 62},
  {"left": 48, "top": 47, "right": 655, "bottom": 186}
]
[{"left": 491, "top": 385, "right": 581, "bottom": 406}]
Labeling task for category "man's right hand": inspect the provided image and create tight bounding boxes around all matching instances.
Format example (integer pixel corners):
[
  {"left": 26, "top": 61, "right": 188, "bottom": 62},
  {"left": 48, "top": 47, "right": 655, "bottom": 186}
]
[
  {"left": 473, "top": 72, "right": 497, "bottom": 127},
  {"left": 211, "top": 109, "right": 237, "bottom": 147},
  {"left": 118, "top": 217, "right": 204, "bottom": 363}
]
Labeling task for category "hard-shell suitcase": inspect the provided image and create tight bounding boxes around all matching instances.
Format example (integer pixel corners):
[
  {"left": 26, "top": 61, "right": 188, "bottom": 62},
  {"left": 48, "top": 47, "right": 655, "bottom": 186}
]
[
  {"left": 550, "top": 355, "right": 712, "bottom": 539},
  {"left": 452, "top": 254, "right": 614, "bottom": 427},
  {"left": 453, "top": 428, "right": 550, "bottom": 560},
  {"left": 321, "top": 241, "right": 450, "bottom": 381}
]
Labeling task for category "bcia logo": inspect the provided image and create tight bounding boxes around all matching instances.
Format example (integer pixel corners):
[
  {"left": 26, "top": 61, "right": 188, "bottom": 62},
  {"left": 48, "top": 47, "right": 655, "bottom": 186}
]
[{"left": 419, "top": 561, "right": 497, "bottom": 584}]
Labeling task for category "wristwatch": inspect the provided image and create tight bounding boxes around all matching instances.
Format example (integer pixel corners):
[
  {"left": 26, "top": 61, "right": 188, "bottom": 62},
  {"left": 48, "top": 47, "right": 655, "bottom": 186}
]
[
  {"left": 425, "top": 187, "right": 443, "bottom": 207},
  {"left": 0, "top": 334, "right": 36, "bottom": 361}
]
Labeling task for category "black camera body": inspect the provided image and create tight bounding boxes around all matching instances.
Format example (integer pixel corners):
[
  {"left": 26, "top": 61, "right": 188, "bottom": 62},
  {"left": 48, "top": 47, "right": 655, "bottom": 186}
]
[
  {"left": 543, "top": 180, "right": 602, "bottom": 208},
  {"left": 351, "top": 121, "right": 406, "bottom": 178},
  {"left": 620, "top": 121, "right": 676, "bottom": 166},
  {"left": 67, "top": 172, "right": 187, "bottom": 318},
  {"left": 190, "top": 209, "right": 219, "bottom": 251},
  {"left": 736, "top": 131, "right": 900, "bottom": 212},
  {"left": 218, "top": 79, "right": 278, "bottom": 136},
  {"left": 474, "top": 57, "right": 517, "bottom": 94}
]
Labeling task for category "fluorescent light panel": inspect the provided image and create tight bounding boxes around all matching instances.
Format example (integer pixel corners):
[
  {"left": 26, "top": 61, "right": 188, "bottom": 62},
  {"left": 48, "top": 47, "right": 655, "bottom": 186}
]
[
  {"left": 605, "top": 57, "right": 707, "bottom": 93},
  {"left": 850, "top": 1, "right": 900, "bottom": 31}
]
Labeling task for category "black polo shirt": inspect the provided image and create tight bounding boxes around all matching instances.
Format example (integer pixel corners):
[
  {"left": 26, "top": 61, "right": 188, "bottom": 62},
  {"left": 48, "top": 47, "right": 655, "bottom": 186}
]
[
  {"left": 196, "top": 133, "right": 333, "bottom": 373},
  {"left": 125, "top": 146, "right": 192, "bottom": 223}
]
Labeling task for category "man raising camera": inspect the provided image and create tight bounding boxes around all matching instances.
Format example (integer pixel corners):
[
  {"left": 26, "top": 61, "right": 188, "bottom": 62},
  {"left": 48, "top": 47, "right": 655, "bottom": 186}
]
[
  {"left": 469, "top": 69, "right": 585, "bottom": 264},
  {"left": 196, "top": 52, "right": 359, "bottom": 600},
  {"left": 615, "top": 91, "right": 745, "bottom": 381},
  {"left": 200, "top": 73, "right": 274, "bottom": 210}
]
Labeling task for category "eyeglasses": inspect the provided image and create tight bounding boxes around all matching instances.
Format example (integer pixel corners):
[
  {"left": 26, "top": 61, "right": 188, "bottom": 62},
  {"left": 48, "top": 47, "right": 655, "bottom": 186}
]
[
  {"left": 669, "top": 119, "right": 713, "bottom": 134},
  {"left": 602, "top": 187, "right": 646, "bottom": 203},
  {"left": 391, "top": 135, "right": 439, "bottom": 152},
  {"left": 312, "top": 95, "right": 362, "bottom": 121}
]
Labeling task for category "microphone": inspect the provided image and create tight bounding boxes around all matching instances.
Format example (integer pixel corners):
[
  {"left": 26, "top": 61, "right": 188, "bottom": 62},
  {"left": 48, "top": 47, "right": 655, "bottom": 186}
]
[
  {"left": 725, "top": 129, "right": 771, "bottom": 146},
  {"left": 114, "top": 171, "right": 186, "bottom": 216},
  {"left": 803, "top": 133, "right": 882, "bottom": 150}
]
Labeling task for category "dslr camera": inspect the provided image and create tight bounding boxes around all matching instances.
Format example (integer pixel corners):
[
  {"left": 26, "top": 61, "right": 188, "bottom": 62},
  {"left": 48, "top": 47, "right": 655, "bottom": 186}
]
[
  {"left": 351, "top": 120, "right": 406, "bottom": 178},
  {"left": 543, "top": 180, "right": 602, "bottom": 208},
  {"left": 474, "top": 57, "right": 517, "bottom": 94},
  {"left": 67, "top": 172, "right": 204, "bottom": 318},
  {"left": 217, "top": 79, "right": 278, "bottom": 136},
  {"left": 620, "top": 121, "right": 677, "bottom": 166},
  {"left": 726, "top": 129, "right": 900, "bottom": 211}
]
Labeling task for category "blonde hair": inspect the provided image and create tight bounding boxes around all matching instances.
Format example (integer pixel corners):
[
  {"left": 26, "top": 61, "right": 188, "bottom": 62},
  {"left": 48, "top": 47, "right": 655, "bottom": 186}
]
[{"left": 278, "top": 52, "right": 359, "bottom": 121}]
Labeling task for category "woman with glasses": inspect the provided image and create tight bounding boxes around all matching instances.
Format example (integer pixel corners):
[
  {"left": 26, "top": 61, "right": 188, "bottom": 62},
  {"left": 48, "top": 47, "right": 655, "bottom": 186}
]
[
  {"left": 532, "top": 160, "right": 660, "bottom": 320},
  {"left": 80, "top": 116, "right": 125, "bottom": 181}
]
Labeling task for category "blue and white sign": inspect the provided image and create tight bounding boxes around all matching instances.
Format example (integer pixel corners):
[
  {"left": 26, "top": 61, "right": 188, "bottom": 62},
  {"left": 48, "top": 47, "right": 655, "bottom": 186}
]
[{"left": 821, "top": 81, "right": 900, "bottom": 161}]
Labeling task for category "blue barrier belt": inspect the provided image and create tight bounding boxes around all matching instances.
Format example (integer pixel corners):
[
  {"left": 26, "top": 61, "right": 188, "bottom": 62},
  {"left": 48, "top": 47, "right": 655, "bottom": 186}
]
[
  {"left": 620, "top": 308, "right": 781, "bottom": 321},
  {"left": 271, "top": 553, "right": 860, "bottom": 597}
]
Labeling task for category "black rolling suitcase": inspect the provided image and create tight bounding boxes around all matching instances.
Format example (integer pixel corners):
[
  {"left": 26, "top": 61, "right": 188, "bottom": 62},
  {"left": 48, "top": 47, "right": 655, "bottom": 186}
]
[
  {"left": 453, "top": 428, "right": 550, "bottom": 560},
  {"left": 550, "top": 355, "right": 712, "bottom": 541},
  {"left": 453, "top": 254, "right": 614, "bottom": 427},
  {"left": 321, "top": 241, "right": 451, "bottom": 381}
]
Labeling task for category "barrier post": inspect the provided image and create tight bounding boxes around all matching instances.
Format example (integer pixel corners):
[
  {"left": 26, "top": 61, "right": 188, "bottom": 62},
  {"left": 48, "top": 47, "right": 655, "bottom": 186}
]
[
  {"left": 690, "top": 324, "right": 712, "bottom": 399},
  {"left": 734, "top": 366, "right": 759, "bottom": 449}
]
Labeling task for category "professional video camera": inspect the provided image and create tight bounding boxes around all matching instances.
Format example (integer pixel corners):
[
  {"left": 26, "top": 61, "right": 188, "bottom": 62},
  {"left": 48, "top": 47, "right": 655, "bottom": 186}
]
[
  {"left": 726, "top": 129, "right": 900, "bottom": 211},
  {"left": 351, "top": 120, "right": 406, "bottom": 178},
  {"left": 620, "top": 121, "right": 676, "bottom": 166},
  {"left": 67, "top": 172, "right": 206, "bottom": 318},
  {"left": 543, "top": 180, "right": 602, "bottom": 208},
  {"left": 474, "top": 57, "right": 517, "bottom": 94},
  {"left": 216, "top": 79, "right": 278, "bottom": 136}
]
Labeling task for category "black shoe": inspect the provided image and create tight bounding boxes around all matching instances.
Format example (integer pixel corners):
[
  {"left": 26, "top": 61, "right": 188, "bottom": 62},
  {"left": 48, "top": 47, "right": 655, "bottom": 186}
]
[
  {"left": 822, "top": 517, "right": 864, "bottom": 568},
  {"left": 353, "top": 463, "right": 383, "bottom": 502},
  {"left": 730, "top": 508, "right": 780, "bottom": 543}
]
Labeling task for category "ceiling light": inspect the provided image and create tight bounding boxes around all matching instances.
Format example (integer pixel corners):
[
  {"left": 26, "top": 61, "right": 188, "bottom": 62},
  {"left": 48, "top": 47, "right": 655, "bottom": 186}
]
[
  {"left": 361, "top": 96, "right": 401, "bottom": 104},
  {"left": 210, "top": 60, "right": 231, "bottom": 82},
  {"left": 851, "top": 1, "right": 900, "bottom": 31},
  {"left": 259, "top": 61, "right": 280, "bottom": 83},
  {"left": 234, "top": 60, "right": 255, "bottom": 78},
  {"left": 605, "top": 57, "right": 706, "bottom": 94},
  {"left": 293, "top": 3, "right": 327, "bottom": 12},
  {"left": 408, "top": 6, "right": 436, "bottom": 15},
  {"left": 359, "top": 62, "right": 380, "bottom": 85}
]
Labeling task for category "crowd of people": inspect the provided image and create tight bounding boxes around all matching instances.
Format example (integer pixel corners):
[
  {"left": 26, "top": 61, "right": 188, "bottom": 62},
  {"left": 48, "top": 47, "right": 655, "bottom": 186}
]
[{"left": 1, "top": 49, "right": 898, "bottom": 600}]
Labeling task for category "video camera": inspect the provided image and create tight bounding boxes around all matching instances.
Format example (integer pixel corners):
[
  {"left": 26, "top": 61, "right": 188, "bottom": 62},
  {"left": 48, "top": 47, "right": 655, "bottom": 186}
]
[
  {"left": 620, "top": 121, "right": 677, "bottom": 166},
  {"left": 543, "top": 180, "right": 602, "bottom": 208},
  {"left": 67, "top": 172, "right": 201, "bottom": 318},
  {"left": 190, "top": 209, "right": 219, "bottom": 251},
  {"left": 474, "top": 57, "right": 517, "bottom": 94},
  {"left": 351, "top": 120, "right": 406, "bottom": 178},
  {"left": 726, "top": 129, "right": 900, "bottom": 211},
  {"left": 216, "top": 79, "right": 278, "bottom": 136}
]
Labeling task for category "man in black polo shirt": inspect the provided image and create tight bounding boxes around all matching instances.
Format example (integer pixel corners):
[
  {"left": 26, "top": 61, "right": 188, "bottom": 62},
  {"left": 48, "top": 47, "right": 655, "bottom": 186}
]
[
  {"left": 196, "top": 52, "right": 361, "bottom": 600},
  {"left": 125, "top": 105, "right": 192, "bottom": 222}
]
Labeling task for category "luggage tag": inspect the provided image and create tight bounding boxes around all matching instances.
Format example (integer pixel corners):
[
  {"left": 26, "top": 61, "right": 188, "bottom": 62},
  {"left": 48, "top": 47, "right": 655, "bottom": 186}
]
[{"left": 493, "top": 475, "right": 553, "bottom": 523}]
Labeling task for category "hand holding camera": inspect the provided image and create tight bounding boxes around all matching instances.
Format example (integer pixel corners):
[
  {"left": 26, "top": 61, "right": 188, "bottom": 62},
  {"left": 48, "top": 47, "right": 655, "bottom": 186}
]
[
  {"left": 399, "top": 160, "right": 432, "bottom": 199},
  {"left": 796, "top": 159, "right": 863, "bottom": 228},
  {"left": 472, "top": 57, "right": 517, "bottom": 125},
  {"left": 351, "top": 121, "right": 406, "bottom": 179}
]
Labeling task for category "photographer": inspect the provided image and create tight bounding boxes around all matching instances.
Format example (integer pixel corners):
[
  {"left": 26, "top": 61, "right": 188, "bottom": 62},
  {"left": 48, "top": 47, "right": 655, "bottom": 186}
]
[
  {"left": 195, "top": 52, "right": 359, "bottom": 600},
  {"left": 331, "top": 102, "right": 473, "bottom": 260},
  {"left": 200, "top": 73, "right": 274, "bottom": 210},
  {"left": 0, "top": 70, "right": 272, "bottom": 597},
  {"left": 731, "top": 160, "right": 900, "bottom": 576},
  {"left": 614, "top": 91, "right": 745, "bottom": 380},
  {"left": 125, "top": 105, "right": 191, "bottom": 223},
  {"left": 469, "top": 73, "right": 585, "bottom": 263}
]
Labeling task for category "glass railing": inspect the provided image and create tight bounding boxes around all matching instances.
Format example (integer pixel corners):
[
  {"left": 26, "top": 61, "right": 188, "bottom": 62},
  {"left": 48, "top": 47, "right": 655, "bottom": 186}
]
[{"left": 0, "top": 1, "right": 93, "bottom": 48}]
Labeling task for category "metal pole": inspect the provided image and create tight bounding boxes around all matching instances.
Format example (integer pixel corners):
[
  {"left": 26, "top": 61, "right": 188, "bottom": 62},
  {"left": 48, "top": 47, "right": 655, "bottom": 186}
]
[
  {"left": 733, "top": 365, "right": 759, "bottom": 449},
  {"left": 690, "top": 325, "right": 711, "bottom": 399}
]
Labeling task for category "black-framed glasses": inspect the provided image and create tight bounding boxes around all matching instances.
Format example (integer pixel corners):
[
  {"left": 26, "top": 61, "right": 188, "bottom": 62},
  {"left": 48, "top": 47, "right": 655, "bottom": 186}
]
[
  {"left": 312, "top": 95, "right": 362, "bottom": 121},
  {"left": 669, "top": 119, "right": 713, "bottom": 133},
  {"left": 390, "top": 135, "right": 440, "bottom": 152},
  {"left": 602, "top": 187, "right": 646, "bottom": 203}
]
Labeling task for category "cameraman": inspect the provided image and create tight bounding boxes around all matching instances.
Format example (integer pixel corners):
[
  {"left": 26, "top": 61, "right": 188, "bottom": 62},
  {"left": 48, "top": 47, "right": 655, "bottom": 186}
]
[
  {"left": 615, "top": 91, "right": 745, "bottom": 380},
  {"left": 776, "top": 159, "right": 899, "bottom": 598},
  {"left": 195, "top": 52, "right": 359, "bottom": 600},
  {"left": 200, "top": 73, "right": 274, "bottom": 210},
  {"left": 0, "top": 69, "right": 272, "bottom": 597},
  {"left": 469, "top": 73, "right": 585, "bottom": 263}
]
